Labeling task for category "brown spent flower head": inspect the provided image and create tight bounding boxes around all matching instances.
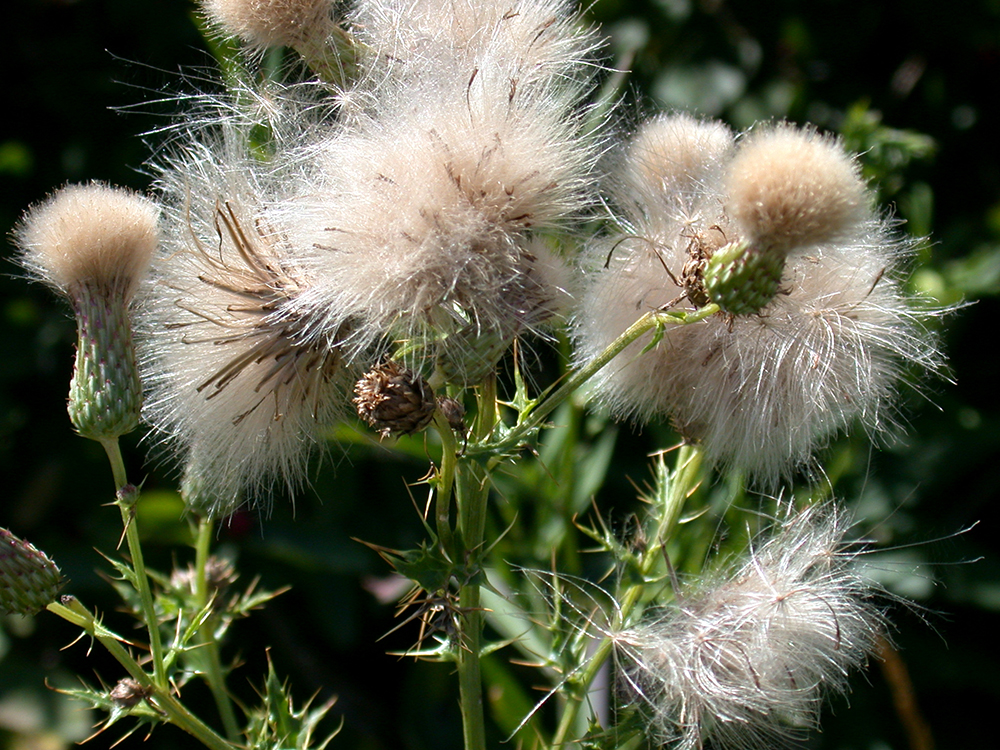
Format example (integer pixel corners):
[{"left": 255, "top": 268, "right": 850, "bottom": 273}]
[
  {"left": 109, "top": 678, "right": 153, "bottom": 710},
  {"left": 354, "top": 361, "right": 437, "bottom": 438},
  {"left": 436, "top": 396, "right": 467, "bottom": 434},
  {"left": 0, "top": 528, "right": 64, "bottom": 616},
  {"left": 15, "top": 183, "right": 159, "bottom": 440},
  {"left": 199, "top": 0, "right": 336, "bottom": 49}
]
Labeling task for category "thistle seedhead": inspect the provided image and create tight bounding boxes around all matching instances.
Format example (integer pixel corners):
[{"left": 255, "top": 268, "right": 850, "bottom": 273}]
[
  {"left": 140, "top": 133, "right": 361, "bottom": 516},
  {"left": 199, "top": 0, "right": 336, "bottom": 50},
  {"left": 281, "top": 0, "right": 600, "bottom": 370},
  {"left": 0, "top": 528, "right": 64, "bottom": 616},
  {"left": 16, "top": 183, "right": 159, "bottom": 441},
  {"left": 574, "top": 116, "right": 944, "bottom": 483},
  {"left": 724, "top": 124, "right": 869, "bottom": 254},
  {"left": 614, "top": 504, "right": 886, "bottom": 750},
  {"left": 15, "top": 183, "right": 159, "bottom": 302}
]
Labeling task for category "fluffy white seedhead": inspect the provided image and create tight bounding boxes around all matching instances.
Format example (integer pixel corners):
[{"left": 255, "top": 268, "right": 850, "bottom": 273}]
[
  {"left": 614, "top": 503, "right": 885, "bottom": 750},
  {"left": 574, "top": 116, "right": 943, "bottom": 483},
  {"left": 199, "top": 0, "right": 336, "bottom": 49},
  {"left": 16, "top": 183, "right": 159, "bottom": 302},
  {"left": 275, "top": 0, "right": 602, "bottom": 380},
  {"left": 617, "top": 112, "right": 734, "bottom": 230},
  {"left": 351, "top": 0, "right": 601, "bottom": 92},
  {"left": 138, "top": 130, "right": 360, "bottom": 516},
  {"left": 725, "top": 124, "right": 869, "bottom": 254}
]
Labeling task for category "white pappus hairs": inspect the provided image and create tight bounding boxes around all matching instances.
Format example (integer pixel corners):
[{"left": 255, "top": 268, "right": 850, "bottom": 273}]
[
  {"left": 137, "top": 124, "right": 361, "bottom": 517},
  {"left": 15, "top": 182, "right": 159, "bottom": 303},
  {"left": 198, "top": 0, "right": 337, "bottom": 50},
  {"left": 574, "top": 113, "right": 944, "bottom": 483},
  {"left": 614, "top": 503, "right": 887, "bottom": 750},
  {"left": 277, "top": 0, "right": 605, "bottom": 376}
]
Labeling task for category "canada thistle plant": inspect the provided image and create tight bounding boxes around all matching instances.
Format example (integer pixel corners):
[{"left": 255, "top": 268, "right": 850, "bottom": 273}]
[{"left": 9, "top": 1, "right": 955, "bottom": 750}]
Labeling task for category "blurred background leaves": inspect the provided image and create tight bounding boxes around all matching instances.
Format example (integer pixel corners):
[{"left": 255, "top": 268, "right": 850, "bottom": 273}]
[{"left": 2, "top": 0, "right": 999, "bottom": 748}]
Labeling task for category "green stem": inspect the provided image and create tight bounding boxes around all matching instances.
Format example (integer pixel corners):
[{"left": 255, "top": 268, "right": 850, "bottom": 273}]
[
  {"left": 470, "top": 305, "right": 719, "bottom": 456},
  {"left": 47, "top": 599, "right": 236, "bottom": 750},
  {"left": 193, "top": 517, "right": 242, "bottom": 743},
  {"left": 432, "top": 410, "right": 459, "bottom": 558},
  {"left": 550, "top": 445, "right": 705, "bottom": 748},
  {"left": 455, "top": 376, "right": 497, "bottom": 750},
  {"left": 100, "top": 437, "right": 167, "bottom": 691}
]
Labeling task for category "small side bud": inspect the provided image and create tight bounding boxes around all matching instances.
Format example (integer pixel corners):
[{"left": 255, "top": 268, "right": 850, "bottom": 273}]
[
  {"left": 703, "top": 239, "right": 786, "bottom": 315},
  {"left": 15, "top": 183, "right": 159, "bottom": 441},
  {"left": 0, "top": 528, "right": 64, "bottom": 616},
  {"left": 109, "top": 678, "right": 152, "bottom": 710},
  {"left": 436, "top": 396, "right": 467, "bottom": 435},
  {"left": 354, "top": 362, "right": 436, "bottom": 438}
]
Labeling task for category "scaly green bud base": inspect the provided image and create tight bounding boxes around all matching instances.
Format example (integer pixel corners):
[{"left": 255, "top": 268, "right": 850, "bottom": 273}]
[
  {"left": 0, "top": 527, "right": 63, "bottom": 615},
  {"left": 68, "top": 284, "right": 142, "bottom": 440},
  {"left": 704, "top": 238, "right": 786, "bottom": 315}
]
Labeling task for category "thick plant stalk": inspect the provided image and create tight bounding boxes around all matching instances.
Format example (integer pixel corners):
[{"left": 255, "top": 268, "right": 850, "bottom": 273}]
[
  {"left": 456, "top": 376, "right": 499, "bottom": 750},
  {"left": 193, "top": 517, "right": 242, "bottom": 743}
]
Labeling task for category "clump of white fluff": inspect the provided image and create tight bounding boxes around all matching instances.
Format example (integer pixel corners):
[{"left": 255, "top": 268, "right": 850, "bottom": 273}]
[
  {"left": 614, "top": 503, "right": 886, "bottom": 750},
  {"left": 279, "top": 0, "right": 603, "bottom": 379},
  {"left": 16, "top": 183, "right": 159, "bottom": 303},
  {"left": 574, "top": 114, "right": 943, "bottom": 482},
  {"left": 199, "top": 0, "right": 336, "bottom": 50},
  {"left": 137, "top": 125, "right": 361, "bottom": 516}
]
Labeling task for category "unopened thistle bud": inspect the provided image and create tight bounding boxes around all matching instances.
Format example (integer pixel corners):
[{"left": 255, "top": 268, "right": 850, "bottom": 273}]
[
  {"left": 354, "top": 361, "right": 436, "bottom": 438},
  {"left": 15, "top": 184, "right": 159, "bottom": 441},
  {"left": 0, "top": 528, "right": 64, "bottom": 616}
]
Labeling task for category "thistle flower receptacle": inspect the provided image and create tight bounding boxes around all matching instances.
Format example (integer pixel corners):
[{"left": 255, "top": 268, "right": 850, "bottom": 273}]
[
  {"left": 614, "top": 504, "right": 886, "bottom": 750},
  {"left": 139, "top": 136, "right": 360, "bottom": 515},
  {"left": 279, "top": 0, "right": 602, "bottom": 382},
  {"left": 574, "top": 115, "right": 944, "bottom": 482},
  {"left": 15, "top": 183, "right": 159, "bottom": 441},
  {"left": 0, "top": 527, "right": 64, "bottom": 616}
]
